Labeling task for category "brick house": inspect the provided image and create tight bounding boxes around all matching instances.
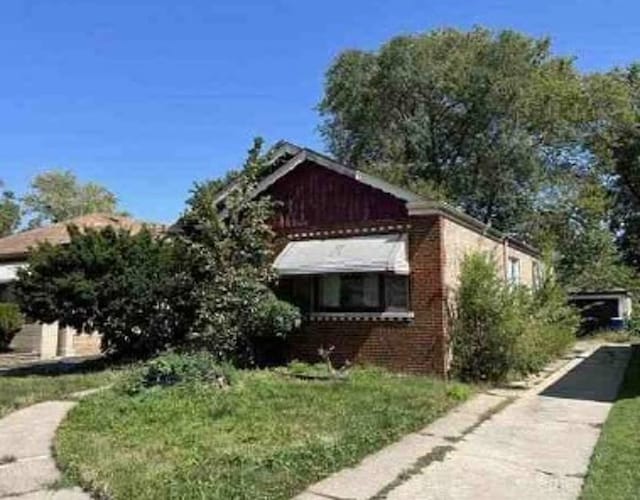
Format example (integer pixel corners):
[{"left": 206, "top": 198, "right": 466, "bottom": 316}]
[
  {"left": 218, "top": 142, "right": 541, "bottom": 375},
  {"left": 0, "top": 213, "right": 160, "bottom": 359}
]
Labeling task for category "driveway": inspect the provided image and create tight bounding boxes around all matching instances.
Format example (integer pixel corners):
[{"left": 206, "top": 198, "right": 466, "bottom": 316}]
[{"left": 296, "top": 344, "right": 631, "bottom": 500}]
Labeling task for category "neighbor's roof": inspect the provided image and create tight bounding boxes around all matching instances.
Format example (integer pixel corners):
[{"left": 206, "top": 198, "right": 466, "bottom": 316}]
[
  {"left": 0, "top": 213, "right": 163, "bottom": 261},
  {"left": 213, "top": 140, "right": 540, "bottom": 257}
]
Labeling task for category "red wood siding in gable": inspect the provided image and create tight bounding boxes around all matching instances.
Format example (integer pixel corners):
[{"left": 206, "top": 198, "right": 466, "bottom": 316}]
[{"left": 265, "top": 161, "right": 408, "bottom": 231}]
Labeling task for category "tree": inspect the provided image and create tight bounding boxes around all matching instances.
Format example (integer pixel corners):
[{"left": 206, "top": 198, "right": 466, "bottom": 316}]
[
  {"left": 320, "top": 27, "right": 640, "bottom": 291},
  {"left": 0, "top": 181, "right": 21, "bottom": 237},
  {"left": 15, "top": 226, "right": 191, "bottom": 358},
  {"left": 15, "top": 139, "right": 300, "bottom": 363},
  {"left": 319, "top": 27, "right": 587, "bottom": 230},
  {"left": 22, "top": 170, "right": 119, "bottom": 228},
  {"left": 585, "top": 64, "right": 640, "bottom": 269},
  {"left": 176, "top": 137, "right": 300, "bottom": 364}
]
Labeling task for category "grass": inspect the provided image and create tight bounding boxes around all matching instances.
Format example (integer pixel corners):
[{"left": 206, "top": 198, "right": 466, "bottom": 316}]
[
  {"left": 581, "top": 345, "right": 640, "bottom": 500},
  {"left": 0, "top": 359, "right": 127, "bottom": 418},
  {"left": 584, "top": 329, "right": 640, "bottom": 345},
  {"left": 55, "top": 367, "right": 472, "bottom": 500}
]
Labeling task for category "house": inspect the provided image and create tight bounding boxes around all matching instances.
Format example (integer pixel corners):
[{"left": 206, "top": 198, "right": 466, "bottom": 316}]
[
  {"left": 217, "top": 142, "right": 541, "bottom": 375},
  {"left": 0, "top": 213, "right": 158, "bottom": 360},
  {"left": 569, "top": 290, "right": 633, "bottom": 333}
]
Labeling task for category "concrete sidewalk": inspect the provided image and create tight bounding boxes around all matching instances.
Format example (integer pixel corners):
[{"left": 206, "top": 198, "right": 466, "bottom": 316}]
[
  {"left": 0, "top": 401, "right": 89, "bottom": 499},
  {"left": 295, "top": 343, "right": 631, "bottom": 500}
]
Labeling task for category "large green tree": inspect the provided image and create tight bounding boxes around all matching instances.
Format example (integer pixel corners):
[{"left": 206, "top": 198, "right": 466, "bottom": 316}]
[
  {"left": 586, "top": 64, "right": 640, "bottom": 269},
  {"left": 320, "top": 27, "right": 640, "bottom": 290},
  {"left": 0, "top": 181, "right": 21, "bottom": 237},
  {"left": 22, "top": 170, "right": 120, "bottom": 228},
  {"left": 320, "top": 27, "right": 587, "bottom": 230}
]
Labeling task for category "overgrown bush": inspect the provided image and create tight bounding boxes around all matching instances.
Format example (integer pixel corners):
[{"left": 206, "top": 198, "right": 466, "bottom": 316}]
[
  {"left": 0, "top": 303, "right": 23, "bottom": 351},
  {"left": 125, "top": 351, "right": 236, "bottom": 394},
  {"left": 15, "top": 226, "right": 194, "bottom": 359},
  {"left": 450, "top": 253, "right": 578, "bottom": 383},
  {"left": 174, "top": 138, "right": 300, "bottom": 364},
  {"left": 15, "top": 138, "right": 300, "bottom": 363}
]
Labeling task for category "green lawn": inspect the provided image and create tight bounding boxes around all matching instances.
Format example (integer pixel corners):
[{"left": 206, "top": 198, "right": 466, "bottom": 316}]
[
  {"left": 55, "top": 367, "right": 472, "bottom": 500},
  {"left": 581, "top": 345, "right": 640, "bottom": 500},
  {"left": 0, "top": 360, "right": 126, "bottom": 418}
]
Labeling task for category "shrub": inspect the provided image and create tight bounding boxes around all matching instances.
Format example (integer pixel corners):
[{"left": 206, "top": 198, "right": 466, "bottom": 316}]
[
  {"left": 125, "top": 351, "right": 236, "bottom": 394},
  {"left": 0, "top": 303, "right": 23, "bottom": 351},
  {"left": 450, "top": 253, "right": 517, "bottom": 382},
  {"left": 248, "top": 291, "right": 301, "bottom": 338},
  {"left": 450, "top": 252, "right": 577, "bottom": 383},
  {"left": 15, "top": 226, "right": 193, "bottom": 359},
  {"left": 14, "top": 138, "right": 301, "bottom": 364}
]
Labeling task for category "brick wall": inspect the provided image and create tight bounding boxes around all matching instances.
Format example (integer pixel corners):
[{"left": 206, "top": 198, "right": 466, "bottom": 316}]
[
  {"left": 442, "top": 218, "right": 540, "bottom": 293},
  {"left": 286, "top": 214, "right": 448, "bottom": 375}
]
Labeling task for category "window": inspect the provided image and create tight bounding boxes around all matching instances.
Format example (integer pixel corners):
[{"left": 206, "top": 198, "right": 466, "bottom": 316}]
[
  {"left": 282, "top": 273, "right": 409, "bottom": 313},
  {"left": 385, "top": 275, "right": 409, "bottom": 312},
  {"left": 532, "top": 262, "right": 542, "bottom": 290},
  {"left": 507, "top": 257, "right": 521, "bottom": 285}
]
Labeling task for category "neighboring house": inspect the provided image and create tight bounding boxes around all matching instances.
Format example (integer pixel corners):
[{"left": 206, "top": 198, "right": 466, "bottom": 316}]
[
  {"left": 0, "top": 213, "right": 158, "bottom": 360},
  {"left": 569, "top": 290, "right": 633, "bottom": 333},
  {"left": 217, "top": 142, "right": 541, "bottom": 375}
]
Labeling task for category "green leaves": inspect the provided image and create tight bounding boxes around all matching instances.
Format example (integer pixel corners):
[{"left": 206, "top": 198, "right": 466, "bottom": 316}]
[
  {"left": 451, "top": 252, "right": 577, "bottom": 382},
  {"left": 0, "top": 303, "right": 23, "bottom": 350},
  {"left": 0, "top": 182, "right": 20, "bottom": 237},
  {"left": 320, "top": 27, "right": 586, "bottom": 229},
  {"left": 176, "top": 138, "right": 300, "bottom": 364},
  {"left": 320, "top": 27, "right": 640, "bottom": 292},
  {"left": 22, "top": 170, "right": 121, "bottom": 228}
]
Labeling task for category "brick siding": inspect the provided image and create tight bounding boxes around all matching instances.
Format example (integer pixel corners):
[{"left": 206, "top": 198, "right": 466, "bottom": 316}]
[{"left": 286, "top": 214, "right": 448, "bottom": 375}]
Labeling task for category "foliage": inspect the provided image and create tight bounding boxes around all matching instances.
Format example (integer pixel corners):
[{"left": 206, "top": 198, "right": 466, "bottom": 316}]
[
  {"left": 581, "top": 346, "right": 640, "bottom": 500},
  {"left": 320, "top": 27, "right": 586, "bottom": 230},
  {"left": 0, "top": 181, "right": 20, "bottom": 237},
  {"left": 22, "top": 170, "right": 120, "bottom": 228},
  {"left": 124, "top": 351, "right": 236, "bottom": 394},
  {"left": 15, "top": 226, "right": 192, "bottom": 359},
  {"left": 175, "top": 137, "right": 300, "bottom": 364},
  {"left": 587, "top": 64, "right": 640, "bottom": 271},
  {"left": 56, "top": 367, "right": 471, "bottom": 500},
  {"left": 319, "top": 26, "right": 640, "bottom": 292},
  {"left": 450, "top": 253, "right": 578, "bottom": 382},
  {"left": 450, "top": 253, "right": 516, "bottom": 382},
  {"left": 245, "top": 291, "right": 301, "bottom": 339},
  {"left": 0, "top": 303, "right": 23, "bottom": 351},
  {"left": 512, "top": 265, "right": 579, "bottom": 374},
  {"left": 15, "top": 138, "right": 299, "bottom": 364}
]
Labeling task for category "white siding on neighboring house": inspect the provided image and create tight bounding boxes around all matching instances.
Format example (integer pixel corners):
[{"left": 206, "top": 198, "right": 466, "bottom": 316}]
[{"left": 0, "top": 262, "right": 26, "bottom": 283}]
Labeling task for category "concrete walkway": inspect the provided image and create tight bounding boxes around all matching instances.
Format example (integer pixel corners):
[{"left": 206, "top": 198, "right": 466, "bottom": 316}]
[
  {"left": 296, "top": 343, "right": 631, "bottom": 500},
  {"left": 0, "top": 401, "right": 89, "bottom": 500}
]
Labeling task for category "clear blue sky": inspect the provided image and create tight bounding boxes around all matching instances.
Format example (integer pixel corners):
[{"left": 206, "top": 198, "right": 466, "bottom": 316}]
[{"left": 2, "top": 0, "right": 639, "bottom": 224}]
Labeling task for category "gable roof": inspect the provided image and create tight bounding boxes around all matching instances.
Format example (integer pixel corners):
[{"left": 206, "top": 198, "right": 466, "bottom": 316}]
[
  {"left": 213, "top": 141, "right": 423, "bottom": 207},
  {"left": 213, "top": 141, "right": 539, "bottom": 257},
  {"left": 0, "top": 213, "right": 163, "bottom": 261}
]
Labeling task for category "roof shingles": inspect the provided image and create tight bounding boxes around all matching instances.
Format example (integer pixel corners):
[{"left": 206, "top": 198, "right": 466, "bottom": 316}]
[{"left": 0, "top": 213, "right": 160, "bottom": 261}]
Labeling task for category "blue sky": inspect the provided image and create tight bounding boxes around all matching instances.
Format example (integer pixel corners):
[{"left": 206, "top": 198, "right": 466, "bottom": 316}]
[{"left": 1, "top": 0, "right": 639, "bottom": 223}]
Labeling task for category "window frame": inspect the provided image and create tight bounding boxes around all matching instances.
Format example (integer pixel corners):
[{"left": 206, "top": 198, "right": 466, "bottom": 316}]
[
  {"left": 507, "top": 257, "right": 521, "bottom": 285},
  {"left": 298, "top": 273, "right": 410, "bottom": 313}
]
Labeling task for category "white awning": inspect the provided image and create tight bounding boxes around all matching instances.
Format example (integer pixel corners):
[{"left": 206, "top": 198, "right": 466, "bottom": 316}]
[
  {"left": 274, "top": 233, "right": 409, "bottom": 276},
  {"left": 0, "top": 262, "right": 26, "bottom": 283}
]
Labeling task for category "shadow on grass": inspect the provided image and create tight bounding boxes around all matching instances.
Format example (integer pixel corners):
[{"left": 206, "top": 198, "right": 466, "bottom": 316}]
[
  {"left": 539, "top": 345, "right": 632, "bottom": 403},
  {"left": 0, "top": 355, "right": 132, "bottom": 378}
]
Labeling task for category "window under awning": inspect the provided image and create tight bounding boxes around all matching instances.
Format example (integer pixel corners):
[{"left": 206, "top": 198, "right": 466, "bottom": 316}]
[{"left": 273, "top": 233, "right": 409, "bottom": 276}]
